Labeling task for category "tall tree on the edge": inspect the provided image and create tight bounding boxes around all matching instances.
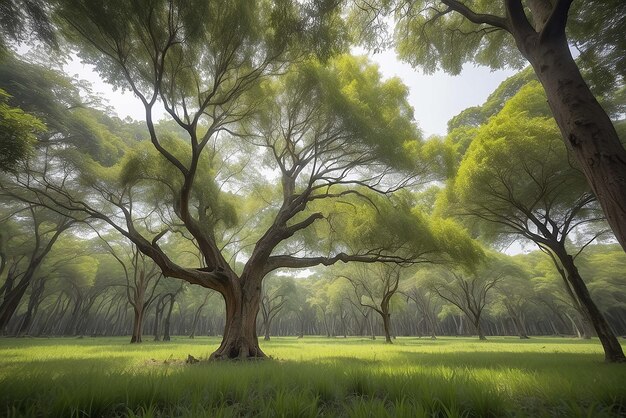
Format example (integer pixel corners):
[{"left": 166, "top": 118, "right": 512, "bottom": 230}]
[{"left": 351, "top": 0, "right": 626, "bottom": 252}]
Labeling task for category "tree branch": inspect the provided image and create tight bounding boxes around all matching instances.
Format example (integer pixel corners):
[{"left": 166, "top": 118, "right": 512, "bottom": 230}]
[{"left": 441, "top": 0, "right": 509, "bottom": 31}]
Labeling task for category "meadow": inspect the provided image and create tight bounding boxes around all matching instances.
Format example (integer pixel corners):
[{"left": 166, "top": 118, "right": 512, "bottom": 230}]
[{"left": 1, "top": 336, "right": 625, "bottom": 417}]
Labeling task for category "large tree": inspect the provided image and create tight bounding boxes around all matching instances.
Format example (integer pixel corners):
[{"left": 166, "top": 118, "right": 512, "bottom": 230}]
[
  {"left": 351, "top": 0, "right": 626, "bottom": 252},
  {"left": 13, "top": 0, "right": 476, "bottom": 359},
  {"left": 453, "top": 81, "right": 625, "bottom": 361}
]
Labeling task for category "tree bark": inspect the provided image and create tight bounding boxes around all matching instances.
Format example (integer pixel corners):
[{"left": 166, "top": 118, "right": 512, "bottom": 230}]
[
  {"left": 475, "top": 319, "right": 487, "bottom": 340},
  {"left": 520, "top": 32, "right": 626, "bottom": 252},
  {"left": 163, "top": 294, "right": 175, "bottom": 341},
  {"left": 557, "top": 251, "right": 625, "bottom": 362},
  {"left": 130, "top": 308, "right": 143, "bottom": 343},
  {"left": 17, "top": 277, "right": 46, "bottom": 335},
  {"left": 210, "top": 282, "right": 265, "bottom": 360},
  {"left": 381, "top": 311, "right": 392, "bottom": 344},
  {"left": 0, "top": 277, "right": 30, "bottom": 334}
]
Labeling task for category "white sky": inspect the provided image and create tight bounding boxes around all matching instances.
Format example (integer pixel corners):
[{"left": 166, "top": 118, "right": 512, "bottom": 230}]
[{"left": 65, "top": 49, "right": 516, "bottom": 138}]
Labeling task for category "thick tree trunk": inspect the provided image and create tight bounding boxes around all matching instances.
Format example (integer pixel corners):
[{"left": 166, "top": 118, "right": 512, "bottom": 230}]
[
  {"left": 210, "top": 283, "right": 265, "bottom": 360},
  {"left": 558, "top": 252, "right": 625, "bottom": 362},
  {"left": 524, "top": 36, "right": 626, "bottom": 251}
]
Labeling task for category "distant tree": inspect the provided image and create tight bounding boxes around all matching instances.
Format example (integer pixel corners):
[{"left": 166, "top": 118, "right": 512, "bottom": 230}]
[
  {"left": 340, "top": 264, "right": 406, "bottom": 343},
  {"left": 403, "top": 270, "right": 444, "bottom": 339},
  {"left": 492, "top": 261, "right": 534, "bottom": 339},
  {"left": 0, "top": 202, "right": 74, "bottom": 334},
  {"left": 0, "top": 89, "right": 45, "bottom": 172},
  {"left": 577, "top": 246, "right": 626, "bottom": 333},
  {"left": 427, "top": 257, "right": 509, "bottom": 340},
  {"left": 260, "top": 275, "right": 296, "bottom": 341},
  {"left": 188, "top": 290, "right": 214, "bottom": 339}
]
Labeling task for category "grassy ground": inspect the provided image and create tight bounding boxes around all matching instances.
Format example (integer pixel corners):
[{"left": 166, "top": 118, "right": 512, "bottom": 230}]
[{"left": 1, "top": 336, "right": 625, "bottom": 417}]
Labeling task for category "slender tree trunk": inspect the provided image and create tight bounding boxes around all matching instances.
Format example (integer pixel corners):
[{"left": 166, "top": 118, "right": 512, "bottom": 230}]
[
  {"left": 558, "top": 252, "right": 625, "bottom": 362},
  {"left": 427, "top": 313, "right": 437, "bottom": 340},
  {"left": 565, "top": 312, "right": 583, "bottom": 338},
  {"left": 381, "top": 311, "right": 392, "bottom": 344},
  {"left": 297, "top": 312, "right": 304, "bottom": 338},
  {"left": 522, "top": 35, "right": 626, "bottom": 252},
  {"left": 17, "top": 278, "right": 45, "bottom": 335},
  {"left": 189, "top": 309, "right": 202, "bottom": 339},
  {"left": 153, "top": 296, "right": 165, "bottom": 341},
  {"left": 506, "top": 305, "right": 529, "bottom": 339},
  {"left": 263, "top": 317, "right": 271, "bottom": 341},
  {"left": 368, "top": 312, "right": 376, "bottom": 340},
  {"left": 475, "top": 320, "right": 487, "bottom": 340},
  {"left": 130, "top": 307, "right": 143, "bottom": 343},
  {"left": 0, "top": 276, "right": 30, "bottom": 334},
  {"left": 163, "top": 295, "right": 175, "bottom": 342}
]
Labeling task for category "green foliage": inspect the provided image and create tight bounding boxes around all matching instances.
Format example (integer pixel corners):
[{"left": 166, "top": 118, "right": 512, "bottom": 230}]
[
  {"left": 362, "top": 2, "right": 520, "bottom": 75},
  {"left": 0, "top": 53, "right": 128, "bottom": 165},
  {"left": 0, "top": 0, "right": 57, "bottom": 50},
  {"left": 315, "top": 55, "right": 422, "bottom": 170},
  {"left": 453, "top": 81, "right": 592, "bottom": 241},
  {"left": 568, "top": 1, "right": 626, "bottom": 98},
  {"left": 257, "top": 54, "right": 425, "bottom": 173},
  {"left": 0, "top": 89, "right": 45, "bottom": 172},
  {"left": 55, "top": 0, "right": 347, "bottom": 102}
]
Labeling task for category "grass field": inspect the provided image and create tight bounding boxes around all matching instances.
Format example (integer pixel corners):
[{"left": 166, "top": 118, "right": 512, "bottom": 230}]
[{"left": 1, "top": 336, "right": 625, "bottom": 417}]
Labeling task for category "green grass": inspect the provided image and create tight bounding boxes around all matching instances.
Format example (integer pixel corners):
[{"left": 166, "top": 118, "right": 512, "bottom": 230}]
[{"left": 1, "top": 336, "right": 625, "bottom": 417}]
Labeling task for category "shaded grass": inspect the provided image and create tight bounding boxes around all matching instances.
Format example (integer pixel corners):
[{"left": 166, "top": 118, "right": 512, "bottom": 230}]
[{"left": 1, "top": 336, "right": 625, "bottom": 417}]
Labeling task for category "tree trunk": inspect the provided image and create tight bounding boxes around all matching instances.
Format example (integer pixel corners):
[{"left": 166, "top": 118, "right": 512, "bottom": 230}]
[
  {"left": 475, "top": 320, "right": 487, "bottom": 340},
  {"left": 523, "top": 35, "right": 626, "bottom": 252},
  {"left": 210, "top": 283, "right": 265, "bottom": 360},
  {"left": 558, "top": 252, "right": 625, "bottom": 362},
  {"left": 263, "top": 318, "right": 271, "bottom": 341},
  {"left": 428, "top": 314, "right": 437, "bottom": 340},
  {"left": 17, "top": 277, "right": 46, "bottom": 335},
  {"left": 0, "top": 276, "right": 31, "bottom": 334},
  {"left": 130, "top": 307, "right": 143, "bottom": 343},
  {"left": 153, "top": 296, "right": 166, "bottom": 341},
  {"left": 381, "top": 311, "right": 392, "bottom": 344},
  {"left": 367, "top": 312, "right": 376, "bottom": 340},
  {"left": 506, "top": 304, "right": 529, "bottom": 339},
  {"left": 163, "top": 295, "right": 175, "bottom": 342}
]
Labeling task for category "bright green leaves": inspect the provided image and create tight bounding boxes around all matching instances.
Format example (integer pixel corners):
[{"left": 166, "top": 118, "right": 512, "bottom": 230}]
[
  {"left": 266, "top": 54, "right": 423, "bottom": 172},
  {"left": 321, "top": 55, "right": 421, "bottom": 170},
  {"left": 0, "top": 89, "right": 45, "bottom": 172},
  {"left": 452, "top": 79, "right": 595, "bottom": 243},
  {"left": 55, "top": 0, "right": 347, "bottom": 118},
  {"left": 456, "top": 81, "right": 568, "bottom": 205},
  {"left": 390, "top": 1, "right": 521, "bottom": 75}
]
